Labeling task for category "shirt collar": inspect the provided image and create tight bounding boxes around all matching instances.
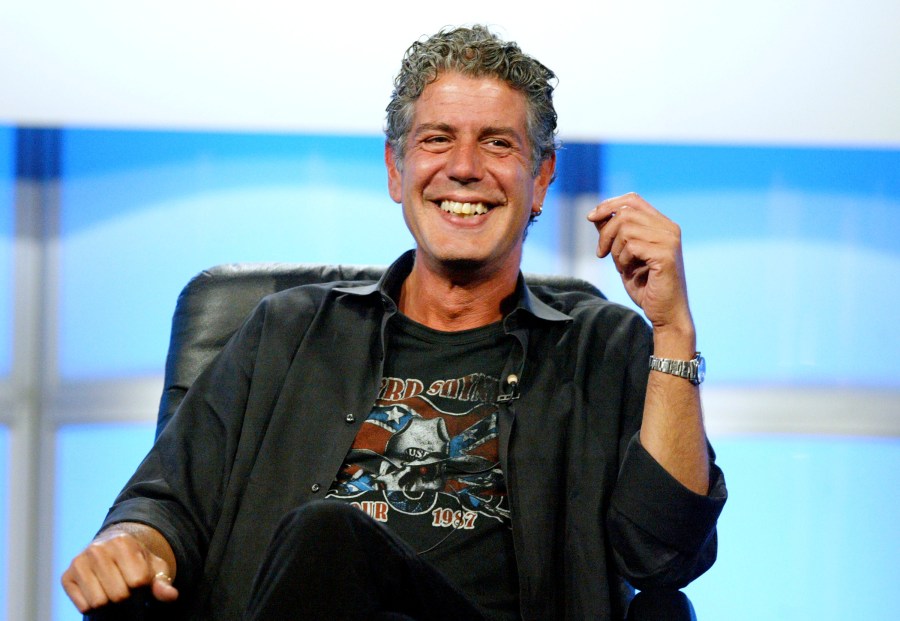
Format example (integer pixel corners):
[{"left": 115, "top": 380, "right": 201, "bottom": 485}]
[
  {"left": 333, "top": 249, "right": 414, "bottom": 310},
  {"left": 335, "top": 249, "right": 573, "bottom": 325},
  {"left": 510, "top": 273, "right": 573, "bottom": 325}
]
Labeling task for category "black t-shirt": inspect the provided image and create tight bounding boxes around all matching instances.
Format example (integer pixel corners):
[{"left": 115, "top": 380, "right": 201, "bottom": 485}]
[{"left": 328, "top": 313, "right": 519, "bottom": 619}]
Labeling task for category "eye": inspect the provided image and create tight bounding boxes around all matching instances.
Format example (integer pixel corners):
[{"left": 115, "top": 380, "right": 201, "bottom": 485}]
[
  {"left": 483, "top": 138, "right": 514, "bottom": 153},
  {"left": 420, "top": 135, "right": 452, "bottom": 152}
]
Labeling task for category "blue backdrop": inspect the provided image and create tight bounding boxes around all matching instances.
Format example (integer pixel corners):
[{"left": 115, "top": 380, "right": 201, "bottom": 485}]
[{"left": 1, "top": 125, "right": 898, "bottom": 620}]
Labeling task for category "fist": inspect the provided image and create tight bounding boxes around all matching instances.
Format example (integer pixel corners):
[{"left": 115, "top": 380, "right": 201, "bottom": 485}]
[{"left": 61, "top": 528, "right": 178, "bottom": 613}]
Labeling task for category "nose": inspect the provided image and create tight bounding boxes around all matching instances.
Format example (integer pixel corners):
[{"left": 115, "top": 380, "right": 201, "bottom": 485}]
[{"left": 446, "top": 140, "right": 484, "bottom": 184}]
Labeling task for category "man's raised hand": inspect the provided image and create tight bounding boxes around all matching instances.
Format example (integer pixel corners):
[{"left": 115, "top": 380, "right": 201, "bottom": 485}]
[{"left": 587, "top": 193, "right": 693, "bottom": 334}]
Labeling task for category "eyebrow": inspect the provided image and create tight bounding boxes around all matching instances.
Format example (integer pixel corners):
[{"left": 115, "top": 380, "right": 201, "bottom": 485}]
[
  {"left": 412, "top": 122, "right": 453, "bottom": 137},
  {"left": 412, "top": 123, "right": 523, "bottom": 143},
  {"left": 480, "top": 126, "right": 521, "bottom": 141}
]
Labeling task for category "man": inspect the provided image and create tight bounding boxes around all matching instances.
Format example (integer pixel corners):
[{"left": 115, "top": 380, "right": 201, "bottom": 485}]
[{"left": 63, "top": 25, "right": 725, "bottom": 620}]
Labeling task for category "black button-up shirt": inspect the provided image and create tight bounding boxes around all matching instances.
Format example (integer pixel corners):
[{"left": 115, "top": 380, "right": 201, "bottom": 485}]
[{"left": 104, "top": 250, "right": 726, "bottom": 620}]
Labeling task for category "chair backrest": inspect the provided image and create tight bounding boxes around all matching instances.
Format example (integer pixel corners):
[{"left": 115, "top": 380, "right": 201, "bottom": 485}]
[{"left": 156, "top": 262, "right": 605, "bottom": 438}]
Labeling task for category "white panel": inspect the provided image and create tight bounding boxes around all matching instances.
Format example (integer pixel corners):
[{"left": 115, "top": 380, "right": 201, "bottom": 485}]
[{"left": 1, "top": 1, "right": 898, "bottom": 146}]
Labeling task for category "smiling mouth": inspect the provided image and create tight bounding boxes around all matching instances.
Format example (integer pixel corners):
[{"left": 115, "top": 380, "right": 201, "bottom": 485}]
[{"left": 439, "top": 200, "right": 491, "bottom": 216}]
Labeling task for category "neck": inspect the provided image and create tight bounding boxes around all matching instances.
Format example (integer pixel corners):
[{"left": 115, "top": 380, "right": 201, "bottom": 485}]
[{"left": 398, "top": 256, "right": 519, "bottom": 331}]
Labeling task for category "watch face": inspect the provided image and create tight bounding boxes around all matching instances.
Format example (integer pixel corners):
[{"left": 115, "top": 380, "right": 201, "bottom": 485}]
[{"left": 696, "top": 356, "right": 706, "bottom": 384}]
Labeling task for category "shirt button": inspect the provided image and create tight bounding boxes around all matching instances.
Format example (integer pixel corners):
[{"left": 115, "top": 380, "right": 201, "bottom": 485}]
[
  {"left": 345, "top": 413, "right": 356, "bottom": 424},
  {"left": 310, "top": 483, "right": 321, "bottom": 493}
]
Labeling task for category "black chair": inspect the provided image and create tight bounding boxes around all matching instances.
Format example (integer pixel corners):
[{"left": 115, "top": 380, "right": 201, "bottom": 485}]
[{"left": 89, "top": 263, "right": 696, "bottom": 621}]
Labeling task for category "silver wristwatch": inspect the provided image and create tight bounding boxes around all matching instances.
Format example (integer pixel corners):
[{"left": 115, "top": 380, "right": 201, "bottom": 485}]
[{"left": 648, "top": 352, "right": 705, "bottom": 385}]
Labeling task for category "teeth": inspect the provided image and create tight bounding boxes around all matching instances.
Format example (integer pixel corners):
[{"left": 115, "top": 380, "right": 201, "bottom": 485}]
[{"left": 440, "top": 200, "right": 489, "bottom": 216}]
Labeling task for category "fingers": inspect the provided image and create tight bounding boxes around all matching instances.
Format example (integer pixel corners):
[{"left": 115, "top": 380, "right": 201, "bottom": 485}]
[
  {"left": 585, "top": 193, "right": 693, "bottom": 328},
  {"left": 61, "top": 531, "right": 177, "bottom": 613},
  {"left": 150, "top": 564, "right": 180, "bottom": 603},
  {"left": 62, "top": 535, "right": 138, "bottom": 611},
  {"left": 586, "top": 192, "right": 655, "bottom": 228},
  {"left": 586, "top": 192, "right": 636, "bottom": 224},
  {"left": 587, "top": 193, "right": 680, "bottom": 269}
]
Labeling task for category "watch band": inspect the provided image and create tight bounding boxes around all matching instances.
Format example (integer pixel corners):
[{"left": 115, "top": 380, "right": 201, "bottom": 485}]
[{"left": 648, "top": 352, "right": 705, "bottom": 385}]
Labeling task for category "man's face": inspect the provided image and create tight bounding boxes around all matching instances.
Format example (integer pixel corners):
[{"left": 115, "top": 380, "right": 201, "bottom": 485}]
[{"left": 386, "top": 72, "right": 555, "bottom": 277}]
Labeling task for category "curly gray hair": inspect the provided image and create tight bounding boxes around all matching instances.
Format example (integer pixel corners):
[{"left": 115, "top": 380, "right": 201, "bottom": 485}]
[{"left": 385, "top": 25, "right": 558, "bottom": 177}]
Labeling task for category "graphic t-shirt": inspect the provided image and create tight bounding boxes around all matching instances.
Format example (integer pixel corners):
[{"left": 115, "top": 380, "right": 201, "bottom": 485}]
[{"left": 328, "top": 313, "right": 519, "bottom": 619}]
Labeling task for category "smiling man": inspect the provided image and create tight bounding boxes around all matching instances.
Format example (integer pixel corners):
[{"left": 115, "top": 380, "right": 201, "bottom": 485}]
[
  {"left": 387, "top": 71, "right": 555, "bottom": 332},
  {"left": 63, "top": 26, "right": 726, "bottom": 621}
]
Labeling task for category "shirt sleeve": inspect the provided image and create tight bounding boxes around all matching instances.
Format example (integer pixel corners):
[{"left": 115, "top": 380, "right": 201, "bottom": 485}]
[
  {"left": 603, "top": 310, "right": 727, "bottom": 590},
  {"left": 98, "top": 297, "right": 268, "bottom": 593},
  {"left": 607, "top": 432, "right": 727, "bottom": 590}
]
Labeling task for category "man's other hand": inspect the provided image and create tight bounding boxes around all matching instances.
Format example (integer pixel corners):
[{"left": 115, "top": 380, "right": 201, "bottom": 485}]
[{"left": 61, "top": 523, "right": 178, "bottom": 613}]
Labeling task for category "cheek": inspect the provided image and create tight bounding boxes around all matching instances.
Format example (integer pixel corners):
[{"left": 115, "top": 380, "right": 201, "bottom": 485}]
[
  {"left": 515, "top": 172, "right": 538, "bottom": 202},
  {"left": 400, "top": 164, "right": 432, "bottom": 197}
]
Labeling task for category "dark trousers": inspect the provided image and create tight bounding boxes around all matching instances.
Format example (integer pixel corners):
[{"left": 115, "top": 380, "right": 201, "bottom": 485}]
[{"left": 243, "top": 500, "right": 490, "bottom": 621}]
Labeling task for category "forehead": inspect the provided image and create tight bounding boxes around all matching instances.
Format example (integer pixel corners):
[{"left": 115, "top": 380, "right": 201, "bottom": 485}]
[{"left": 411, "top": 72, "right": 529, "bottom": 132}]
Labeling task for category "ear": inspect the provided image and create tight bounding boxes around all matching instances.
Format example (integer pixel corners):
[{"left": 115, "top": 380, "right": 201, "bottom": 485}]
[
  {"left": 385, "top": 142, "right": 403, "bottom": 204},
  {"left": 531, "top": 151, "right": 556, "bottom": 214}
]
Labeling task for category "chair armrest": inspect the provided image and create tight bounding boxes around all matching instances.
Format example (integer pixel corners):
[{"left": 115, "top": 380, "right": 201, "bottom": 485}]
[
  {"left": 626, "top": 589, "right": 697, "bottom": 621},
  {"left": 83, "top": 588, "right": 175, "bottom": 621}
]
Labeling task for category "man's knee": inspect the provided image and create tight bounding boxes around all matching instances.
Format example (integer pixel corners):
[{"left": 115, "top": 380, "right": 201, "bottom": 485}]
[
  {"left": 272, "top": 499, "right": 376, "bottom": 549},
  {"left": 281, "top": 499, "right": 356, "bottom": 527}
]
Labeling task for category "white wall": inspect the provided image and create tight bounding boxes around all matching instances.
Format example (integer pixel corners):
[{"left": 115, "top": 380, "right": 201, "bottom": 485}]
[{"left": 2, "top": 0, "right": 898, "bottom": 146}]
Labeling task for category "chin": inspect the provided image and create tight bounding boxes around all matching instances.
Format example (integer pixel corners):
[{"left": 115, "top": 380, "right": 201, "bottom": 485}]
[{"left": 439, "top": 257, "right": 488, "bottom": 272}]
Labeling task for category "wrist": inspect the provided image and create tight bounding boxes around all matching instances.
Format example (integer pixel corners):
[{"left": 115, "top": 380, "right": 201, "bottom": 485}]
[
  {"left": 651, "top": 322, "right": 696, "bottom": 359},
  {"left": 649, "top": 351, "right": 705, "bottom": 385}
]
